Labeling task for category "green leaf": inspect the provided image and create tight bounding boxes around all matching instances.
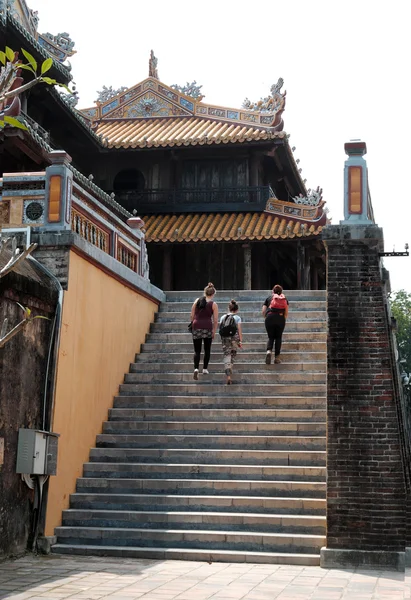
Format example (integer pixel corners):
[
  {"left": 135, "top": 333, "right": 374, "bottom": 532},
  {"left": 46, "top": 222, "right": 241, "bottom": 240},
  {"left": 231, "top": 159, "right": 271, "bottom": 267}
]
[
  {"left": 41, "top": 57, "right": 53, "bottom": 75},
  {"left": 18, "top": 63, "right": 36, "bottom": 74},
  {"left": 0, "top": 51, "right": 6, "bottom": 65},
  {"left": 41, "top": 76, "right": 57, "bottom": 85},
  {"left": 0, "top": 120, "right": 5, "bottom": 129},
  {"left": 5, "top": 46, "right": 15, "bottom": 62},
  {"left": 21, "top": 48, "right": 37, "bottom": 72},
  {"left": 3, "top": 116, "right": 28, "bottom": 130},
  {"left": 56, "top": 82, "right": 72, "bottom": 94}
]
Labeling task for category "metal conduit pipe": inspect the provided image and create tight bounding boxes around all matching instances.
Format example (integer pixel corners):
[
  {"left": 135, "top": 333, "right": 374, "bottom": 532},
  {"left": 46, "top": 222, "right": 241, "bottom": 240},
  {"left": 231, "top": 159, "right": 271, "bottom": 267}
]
[{"left": 27, "top": 254, "right": 63, "bottom": 432}]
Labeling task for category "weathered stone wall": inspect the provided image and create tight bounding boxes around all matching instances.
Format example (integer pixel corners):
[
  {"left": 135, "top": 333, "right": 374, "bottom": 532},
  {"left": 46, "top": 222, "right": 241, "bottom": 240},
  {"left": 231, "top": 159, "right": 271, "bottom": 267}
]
[
  {"left": 0, "top": 269, "right": 57, "bottom": 559},
  {"left": 323, "top": 224, "right": 406, "bottom": 564}
]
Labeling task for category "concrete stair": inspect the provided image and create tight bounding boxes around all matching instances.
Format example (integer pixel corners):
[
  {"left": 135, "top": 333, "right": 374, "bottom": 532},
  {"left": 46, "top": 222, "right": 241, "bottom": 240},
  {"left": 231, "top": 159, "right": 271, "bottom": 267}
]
[{"left": 53, "top": 289, "right": 327, "bottom": 565}]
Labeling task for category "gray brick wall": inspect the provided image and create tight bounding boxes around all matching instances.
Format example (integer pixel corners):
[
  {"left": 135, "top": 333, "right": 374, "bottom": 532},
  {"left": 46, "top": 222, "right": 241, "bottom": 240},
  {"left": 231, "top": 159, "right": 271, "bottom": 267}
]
[{"left": 323, "top": 224, "right": 406, "bottom": 552}]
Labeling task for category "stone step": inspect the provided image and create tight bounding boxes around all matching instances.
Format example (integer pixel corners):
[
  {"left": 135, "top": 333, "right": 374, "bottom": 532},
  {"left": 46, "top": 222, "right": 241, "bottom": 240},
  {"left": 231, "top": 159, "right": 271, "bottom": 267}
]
[
  {"left": 62, "top": 510, "right": 326, "bottom": 534},
  {"left": 165, "top": 290, "right": 327, "bottom": 302},
  {"left": 89, "top": 447, "right": 326, "bottom": 466},
  {"left": 51, "top": 543, "right": 321, "bottom": 565},
  {"left": 150, "top": 321, "right": 327, "bottom": 333},
  {"left": 129, "top": 362, "right": 326, "bottom": 373},
  {"left": 141, "top": 341, "right": 326, "bottom": 353},
  {"left": 76, "top": 478, "right": 326, "bottom": 498},
  {"left": 160, "top": 300, "right": 326, "bottom": 312},
  {"left": 156, "top": 311, "right": 327, "bottom": 322},
  {"left": 108, "top": 408, "right": 327, "bottom": 422},
  {"left": 146, "top": 332, "right": 327, "bottom": 343},
  {"left": 69, "top": 493, "right": 326, "bottom": 514},
  {"left": 123, "top": 372, "right": 326, "bottom": 385},
  {"left": 102, "top": 421, "right": 326, "bottom": 436},
  {"left": 96, "top": 434, "right": 326, "bottom": 451},
  {"left": 119, "top": 383, "right": 327, "bottom": 397},
  {"left": 55, "top": 526, "right": 325, "bottom": 554},
  {"left": 83, "top": 462, "right": 326, "bottom": 482},
  {"left": 136, "top": 351, "right": 327, "bottom": 363},
  {"left": 113, "top": 395, "right": 327, "bottom": 409}
]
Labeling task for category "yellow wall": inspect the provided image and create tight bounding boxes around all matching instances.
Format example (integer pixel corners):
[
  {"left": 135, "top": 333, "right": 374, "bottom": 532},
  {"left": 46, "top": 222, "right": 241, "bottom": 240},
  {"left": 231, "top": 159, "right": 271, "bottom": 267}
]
[{"left": 45, "top": 250, "right": 158, "bottom": 535}]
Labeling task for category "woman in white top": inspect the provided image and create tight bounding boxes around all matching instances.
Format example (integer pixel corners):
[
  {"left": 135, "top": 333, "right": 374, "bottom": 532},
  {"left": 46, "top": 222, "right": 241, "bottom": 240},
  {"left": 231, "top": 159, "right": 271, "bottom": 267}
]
[{"left": 219, "top": 299, "right": 243, "bottom": 385}]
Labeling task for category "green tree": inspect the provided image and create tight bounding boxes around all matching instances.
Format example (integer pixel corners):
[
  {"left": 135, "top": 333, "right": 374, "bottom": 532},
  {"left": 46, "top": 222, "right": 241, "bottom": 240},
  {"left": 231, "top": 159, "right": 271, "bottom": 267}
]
[
  {"left": 390, "top": 289, "right": 411, "bottom": 376},
  {"left": 0, "top": 46, "right": 71, "bottom": 129}
]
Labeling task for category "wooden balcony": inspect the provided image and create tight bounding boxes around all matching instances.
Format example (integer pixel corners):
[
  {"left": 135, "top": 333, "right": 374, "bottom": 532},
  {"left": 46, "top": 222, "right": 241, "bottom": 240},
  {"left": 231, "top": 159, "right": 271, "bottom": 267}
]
[{"left": 114, "top": 185, "right": 273, "bottom": 214}]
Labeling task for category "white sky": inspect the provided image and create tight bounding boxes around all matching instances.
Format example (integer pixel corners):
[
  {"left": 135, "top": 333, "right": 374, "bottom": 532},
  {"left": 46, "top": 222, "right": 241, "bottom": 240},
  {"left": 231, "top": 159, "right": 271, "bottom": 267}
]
[{"left": 31, "top": 0, "right": 411, "bottom": 292}]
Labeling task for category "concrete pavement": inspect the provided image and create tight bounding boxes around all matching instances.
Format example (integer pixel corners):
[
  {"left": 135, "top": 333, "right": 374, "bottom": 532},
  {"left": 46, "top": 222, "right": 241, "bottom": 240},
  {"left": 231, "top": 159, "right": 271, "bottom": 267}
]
[{"left": 0, "top": 555, "right": 407, "bottom": 600}]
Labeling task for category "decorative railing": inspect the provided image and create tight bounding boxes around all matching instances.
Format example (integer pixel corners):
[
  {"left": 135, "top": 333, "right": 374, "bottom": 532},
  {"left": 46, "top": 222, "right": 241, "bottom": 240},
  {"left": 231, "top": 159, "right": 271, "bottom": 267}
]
[
  {"left": 0, "top": 153, "right": 148, "bottom": 279},
  {"left": 71, "top": 180, "right": 144, "bottom": 276},
  {"left": 117, "top": 241, "right": 140, "bottom": 273},
  {"left": 71, "top": 208, "right": 109, "bottom": 253},
  {"left": 114, "top": 185, "right": 272, "bottom": 213}
]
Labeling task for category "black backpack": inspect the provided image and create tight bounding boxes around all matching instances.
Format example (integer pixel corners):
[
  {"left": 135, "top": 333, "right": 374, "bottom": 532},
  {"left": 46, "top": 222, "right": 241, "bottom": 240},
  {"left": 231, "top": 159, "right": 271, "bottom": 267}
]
[{"left": 219, "top": 314, "right": 237, "bottom": 337}]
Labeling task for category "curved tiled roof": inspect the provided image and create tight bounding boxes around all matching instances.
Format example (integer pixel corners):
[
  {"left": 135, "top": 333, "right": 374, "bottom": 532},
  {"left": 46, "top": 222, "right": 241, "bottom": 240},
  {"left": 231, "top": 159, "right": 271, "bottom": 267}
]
[
  {"left": 96, "top": 117, "right": 286, "bottom": 149},
  {"left": 4, "top": 12, "right": 72, "bottom": 82},
  {"left": 143, "top": 212, "right": 323, "bottom": 243}
]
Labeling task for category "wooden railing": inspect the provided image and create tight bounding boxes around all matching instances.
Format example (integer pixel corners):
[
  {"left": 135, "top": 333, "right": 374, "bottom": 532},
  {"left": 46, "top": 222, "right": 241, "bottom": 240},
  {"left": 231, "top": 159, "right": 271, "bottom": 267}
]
[
  {"left": 117, "top": 241, "right": 140, "bottom": 273},
  {"left": 0, "top": 165, "right": 148, "bottom": 279},
  {"left": 71, "top": 181, "right": 145, "bottom": 277},
  {"left": 71, "top": 208, "right": 109, "bottom": 253}
]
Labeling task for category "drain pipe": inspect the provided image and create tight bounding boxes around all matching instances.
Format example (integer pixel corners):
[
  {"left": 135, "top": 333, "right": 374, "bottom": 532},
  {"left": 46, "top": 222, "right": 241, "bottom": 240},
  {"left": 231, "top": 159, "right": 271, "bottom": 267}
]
[
  {"left": 27, "top": 254, "right": 63, "bottom": 432},
  {"left": 26, "top": 253, "right": 64, "bottom": 553}
]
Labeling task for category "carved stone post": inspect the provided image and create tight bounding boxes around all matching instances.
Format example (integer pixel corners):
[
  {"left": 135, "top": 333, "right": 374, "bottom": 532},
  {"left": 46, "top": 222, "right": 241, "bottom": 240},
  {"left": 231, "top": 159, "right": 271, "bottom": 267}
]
[{"left": 44, "top": 151, "right": 73, "bottom": 231}]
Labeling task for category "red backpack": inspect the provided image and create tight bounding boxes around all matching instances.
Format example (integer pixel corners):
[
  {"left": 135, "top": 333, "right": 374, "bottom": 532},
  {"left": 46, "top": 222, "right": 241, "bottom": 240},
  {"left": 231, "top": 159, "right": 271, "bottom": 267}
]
[{"left": 269, "top": 293, "right": 287, "bottom": 310}]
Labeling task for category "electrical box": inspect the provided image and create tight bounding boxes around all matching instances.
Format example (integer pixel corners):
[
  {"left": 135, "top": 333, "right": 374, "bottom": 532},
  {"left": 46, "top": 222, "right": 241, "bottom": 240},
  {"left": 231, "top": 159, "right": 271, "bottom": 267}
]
[{"left": 16, "top": 429, "right": 59, "bottom": 476}]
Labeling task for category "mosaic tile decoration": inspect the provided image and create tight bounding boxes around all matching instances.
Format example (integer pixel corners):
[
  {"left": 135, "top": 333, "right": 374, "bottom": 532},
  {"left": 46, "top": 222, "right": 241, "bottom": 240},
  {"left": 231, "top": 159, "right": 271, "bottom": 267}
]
[
  {"left": 23, "top": 199, "right": 45, "bottom": 224},
  {"left": 102, "top": 99, "right": 119, "bottom": 115}
]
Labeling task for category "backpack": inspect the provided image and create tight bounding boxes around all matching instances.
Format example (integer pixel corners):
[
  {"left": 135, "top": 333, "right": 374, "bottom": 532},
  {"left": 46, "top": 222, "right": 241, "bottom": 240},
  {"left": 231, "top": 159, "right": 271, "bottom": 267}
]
[
  {"left": 269, "top": 293, "right": 287, "bottom": 311},
  {"left": 219, "top": 314, "right": 238, "bottom": 337}
]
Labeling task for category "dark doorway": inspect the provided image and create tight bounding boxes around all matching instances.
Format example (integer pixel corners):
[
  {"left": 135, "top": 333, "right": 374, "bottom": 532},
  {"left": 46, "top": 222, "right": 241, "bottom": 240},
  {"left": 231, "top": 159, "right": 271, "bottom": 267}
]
[{"left": 113, "top": 169, "right": 145, "bottom": 212}]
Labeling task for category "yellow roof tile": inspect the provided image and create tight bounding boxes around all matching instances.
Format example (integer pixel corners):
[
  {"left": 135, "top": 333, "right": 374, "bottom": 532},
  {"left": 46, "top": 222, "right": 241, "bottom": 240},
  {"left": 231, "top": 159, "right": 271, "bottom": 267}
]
[
  {"left": 97, "top": 117, "right": 285, "bottom": 149},
  {"left": 143, "top": 213, "right": 323, "bottom": 243}
]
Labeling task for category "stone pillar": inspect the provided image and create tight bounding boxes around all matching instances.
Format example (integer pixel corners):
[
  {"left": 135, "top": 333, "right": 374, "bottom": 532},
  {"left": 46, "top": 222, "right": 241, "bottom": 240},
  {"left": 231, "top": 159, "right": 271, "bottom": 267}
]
[
  {"left": 44, "top": 151, "right": 73, "bottom": 231},
  {"left": 321, "top": 223, "right": 406, "bottom": 571},
  {"left": 304, "top": 248, "right": 311, "bottom": 290},
  {"left": 243, "top": 243, "right": 252, "bottom": 290},
  {"left": 162, "top": 246, "right": 172, "bottom": 290},
  {"left": 296, "top": 242, "right": 305, "bottom": 290}
]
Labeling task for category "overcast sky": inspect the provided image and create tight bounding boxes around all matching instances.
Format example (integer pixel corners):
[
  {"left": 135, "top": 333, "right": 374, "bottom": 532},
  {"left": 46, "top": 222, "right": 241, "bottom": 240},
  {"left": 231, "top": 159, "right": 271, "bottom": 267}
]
[{"left": 31, "top": 0, "right": 411, "bottom": 292}]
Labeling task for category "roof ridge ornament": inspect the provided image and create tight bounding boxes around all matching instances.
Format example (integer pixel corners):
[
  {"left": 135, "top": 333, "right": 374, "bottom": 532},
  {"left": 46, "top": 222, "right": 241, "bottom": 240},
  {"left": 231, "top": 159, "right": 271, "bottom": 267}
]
[
  {"left": 96, "top": 85, "right": 127, "bottom": 103},
  {"left": 149, "top": 50, "right": 159, "bottom": 80},
  {"left": 171, "top": 81, "right": 204, "bottom": 101},
  {"left": 293, "top": 186, "right": 323, "bottom": 206},
  {"left": 242, "top": 77, "right": 286, "bottom": 114}
]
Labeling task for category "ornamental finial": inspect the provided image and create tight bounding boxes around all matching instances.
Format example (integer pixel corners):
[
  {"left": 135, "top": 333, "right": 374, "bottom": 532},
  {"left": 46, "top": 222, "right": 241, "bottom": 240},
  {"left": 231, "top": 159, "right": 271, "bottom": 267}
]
[{"left": 149, "top": 50, "right": 159, "bottom": 80}]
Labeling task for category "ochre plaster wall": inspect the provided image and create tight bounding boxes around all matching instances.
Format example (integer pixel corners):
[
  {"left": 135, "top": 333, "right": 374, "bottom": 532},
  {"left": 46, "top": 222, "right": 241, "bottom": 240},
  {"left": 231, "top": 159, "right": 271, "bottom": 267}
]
[{"left": 45, "top": 250, "right": 158, "bottom": 535}]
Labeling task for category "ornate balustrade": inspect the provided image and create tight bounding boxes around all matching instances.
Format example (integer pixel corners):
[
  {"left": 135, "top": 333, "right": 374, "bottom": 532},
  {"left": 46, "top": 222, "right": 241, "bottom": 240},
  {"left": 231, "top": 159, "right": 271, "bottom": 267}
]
[
  {"left": 0, "top": 153, "right": 148, "bottom": 278},
  {"left": 114, "top": 185, "right": 272, "bottom": 214}
]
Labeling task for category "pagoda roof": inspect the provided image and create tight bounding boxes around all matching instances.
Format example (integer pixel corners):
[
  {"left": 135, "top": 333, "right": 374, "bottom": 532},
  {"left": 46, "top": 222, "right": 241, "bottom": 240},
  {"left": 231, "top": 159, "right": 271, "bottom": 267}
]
[
  {"left": 95, "top": 114, "right": 288, "bottom": 150},
  {"left": 1, "top": 0, "right": 73, "bottom": 83},
  {"left": 143, "top": 209, "right": 324, "bottom": 244},
  {"left": 79, "top": 74, "right": 288, "bottom": 150}
]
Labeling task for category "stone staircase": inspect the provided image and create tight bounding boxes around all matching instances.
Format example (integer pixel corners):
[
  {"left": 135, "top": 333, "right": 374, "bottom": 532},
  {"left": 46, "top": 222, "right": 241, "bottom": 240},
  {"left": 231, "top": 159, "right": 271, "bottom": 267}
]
[{"left": 52, "top": 289, "right": 327, "bottom": 565}]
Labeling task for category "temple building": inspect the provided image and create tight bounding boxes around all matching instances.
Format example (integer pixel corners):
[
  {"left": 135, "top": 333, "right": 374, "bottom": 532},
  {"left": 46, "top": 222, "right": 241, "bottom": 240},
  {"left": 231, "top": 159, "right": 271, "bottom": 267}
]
[{"left": 1, "top": 1, "right": 328, "bottom": 290}]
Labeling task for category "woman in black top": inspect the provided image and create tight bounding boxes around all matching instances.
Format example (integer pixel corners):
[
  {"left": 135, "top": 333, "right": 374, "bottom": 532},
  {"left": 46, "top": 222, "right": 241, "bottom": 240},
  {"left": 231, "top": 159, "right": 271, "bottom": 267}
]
[{"left": 262, "top": 284, "right": 289, "bottom": 365}]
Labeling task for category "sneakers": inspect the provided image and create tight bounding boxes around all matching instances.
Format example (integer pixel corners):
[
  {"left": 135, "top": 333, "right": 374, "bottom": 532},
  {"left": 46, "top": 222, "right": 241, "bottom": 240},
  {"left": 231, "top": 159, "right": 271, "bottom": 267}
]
[
  {"left": 202, "top": 369, "right": 209, "bottom": 375},
  {"left": 274, "top": 356, "right": 282, "bottom": 364},
  {"left": 193, "top": 369, "right": 199, "bottom": 380},
  {"left": 265, "top": 351, "right": 272, "bottom": 365}
]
